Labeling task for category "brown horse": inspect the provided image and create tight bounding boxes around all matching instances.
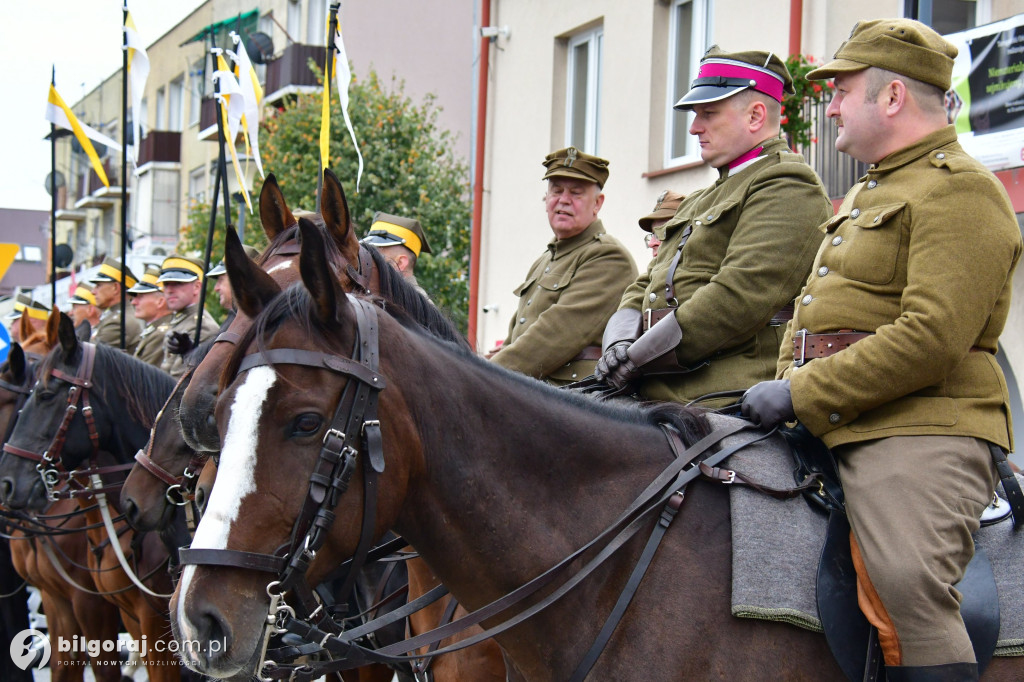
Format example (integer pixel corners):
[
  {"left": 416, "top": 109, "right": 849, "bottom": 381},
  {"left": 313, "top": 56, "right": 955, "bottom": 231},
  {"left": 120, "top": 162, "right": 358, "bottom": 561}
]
[
  {"left": 163, "top": 170, "right": 503, "bottom": 681},
  {"left": 171, "top": 223, "right": 1021, "bottom": 681}
]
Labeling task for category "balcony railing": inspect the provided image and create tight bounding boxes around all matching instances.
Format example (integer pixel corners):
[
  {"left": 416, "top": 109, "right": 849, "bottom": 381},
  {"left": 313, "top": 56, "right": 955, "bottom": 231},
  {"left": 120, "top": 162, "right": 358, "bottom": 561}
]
[
  {"left": 264, "top": 43, "right": 327, "bottom": 103},
  {"left": 138, "top": 130, "right": 182, "bottom": 165}
]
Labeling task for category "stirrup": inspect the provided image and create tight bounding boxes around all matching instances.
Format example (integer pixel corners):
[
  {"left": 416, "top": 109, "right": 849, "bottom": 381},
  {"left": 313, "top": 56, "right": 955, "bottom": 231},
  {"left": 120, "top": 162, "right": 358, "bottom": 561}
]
[{"left": 980, "top": 493, "right": 1012, "bottom": 527}]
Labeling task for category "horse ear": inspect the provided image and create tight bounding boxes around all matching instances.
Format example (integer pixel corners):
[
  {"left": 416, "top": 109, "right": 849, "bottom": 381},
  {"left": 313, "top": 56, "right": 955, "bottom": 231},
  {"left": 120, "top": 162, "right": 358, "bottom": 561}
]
[
  {"left": 45, "top": 308, "right": 61, "bottom": 347},
  {"left": 57, "top": 313, "right": 79, "bottom": 361},
  {"left": 8, "top": 343, "right": 26, "bottom": 383},
  {"left": 226, "top": 226, "right": 281, "bottom": 319},
  {"left": 320, "top": 168, "right": 360, "bottom": 266},
  {"left": 18, "top": 311, "right": 31, "bottom": 342},
  {"left": 298, "top": 218, "right": 347, "bottom": 326},
  {"left": 259, "top": 173, "right": 295, "bottom": 241}
]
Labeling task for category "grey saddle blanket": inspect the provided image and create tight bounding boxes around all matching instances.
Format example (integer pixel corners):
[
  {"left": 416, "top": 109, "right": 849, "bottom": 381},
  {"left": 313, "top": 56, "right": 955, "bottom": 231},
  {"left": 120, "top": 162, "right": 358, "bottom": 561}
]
[{"left": 706, "top": 414, "right": 1024, "bottom": 657}]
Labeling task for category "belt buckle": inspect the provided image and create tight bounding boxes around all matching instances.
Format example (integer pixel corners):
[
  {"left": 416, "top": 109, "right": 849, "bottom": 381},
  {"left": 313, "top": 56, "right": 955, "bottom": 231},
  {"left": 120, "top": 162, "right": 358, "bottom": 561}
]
[
  {"left": 645, "top": 308, "right": 653, "bottom": 331},
  {"left": 794, "top": 328, "right": 808, "bottom": 367}
]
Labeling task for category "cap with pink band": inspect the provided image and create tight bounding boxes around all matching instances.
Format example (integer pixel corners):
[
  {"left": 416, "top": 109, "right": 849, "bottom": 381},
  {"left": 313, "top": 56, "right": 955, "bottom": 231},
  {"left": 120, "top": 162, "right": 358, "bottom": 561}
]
[{"left": 694, "top": 59, "right": 786, "bottom": 102}]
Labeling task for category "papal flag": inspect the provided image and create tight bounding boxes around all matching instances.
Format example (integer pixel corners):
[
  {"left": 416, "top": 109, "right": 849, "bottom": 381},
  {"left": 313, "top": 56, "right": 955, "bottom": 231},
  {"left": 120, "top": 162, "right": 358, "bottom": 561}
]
[
  {"left": 333, "top": 19, "right": 363, "bottom": 191},
  {"left": 45, "top": 84, "right": 122, "bottom": 187},
  {"left": 229, "top": 31, "right": 264, "bottom": 180},
  {"left": 124, "top": 9, "right": 150, "bottom": 167},
  {"left": 212, "top": 51, "right": 253, "bottom": 213}
]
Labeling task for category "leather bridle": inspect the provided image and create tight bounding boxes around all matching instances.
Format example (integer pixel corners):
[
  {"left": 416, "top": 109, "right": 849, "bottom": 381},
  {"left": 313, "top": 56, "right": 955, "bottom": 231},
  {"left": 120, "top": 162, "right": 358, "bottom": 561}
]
[{"left": 178, "top": 295, "right": 387, "bottom": 643}]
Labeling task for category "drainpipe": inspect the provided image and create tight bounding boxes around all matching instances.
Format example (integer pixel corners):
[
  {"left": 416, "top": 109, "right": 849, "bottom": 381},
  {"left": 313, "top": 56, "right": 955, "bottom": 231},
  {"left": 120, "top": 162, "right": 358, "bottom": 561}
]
[
  {"left": 468, "top": 0, "right": 492, "bottom": 351},
  {"left": 789, "top": 0, "right": 803, "bottom": 56}
]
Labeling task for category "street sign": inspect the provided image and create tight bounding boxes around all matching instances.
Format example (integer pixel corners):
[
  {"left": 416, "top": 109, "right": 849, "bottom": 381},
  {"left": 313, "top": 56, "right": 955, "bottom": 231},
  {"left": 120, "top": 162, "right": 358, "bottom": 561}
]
[
  {"left": 0, "top": 243, "right": 20, "bottom": 282},
  {"left": 0, "top": 323, "right": 10, "bottom": 364}
]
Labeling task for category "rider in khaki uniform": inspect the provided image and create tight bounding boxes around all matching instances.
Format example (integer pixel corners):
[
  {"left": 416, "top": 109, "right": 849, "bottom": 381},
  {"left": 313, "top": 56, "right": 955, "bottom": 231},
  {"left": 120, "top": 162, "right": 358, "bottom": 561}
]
[
  {"left": 742, "top": 20, "right": 1022, "bottom": 680},
  {"left": 360, "top": 213, "right": 433, "bottom": 300},
  {"left": 5, "top": 294, "right": 50, "bottom": 342},
  {"left": 128, "top": 265, "right": 173, "bottom": 369},
  {"left": 488, "top": 148, "right": 637, "bottom": 385},
  {"left": 596, "top": 47, "right": 831, "bottom": 404},
  {"left": 157, "top": 255, "right": 220, "bottom": 378},
  {"left": 87, "top": 256, "right": 142, "bottom": 354}
]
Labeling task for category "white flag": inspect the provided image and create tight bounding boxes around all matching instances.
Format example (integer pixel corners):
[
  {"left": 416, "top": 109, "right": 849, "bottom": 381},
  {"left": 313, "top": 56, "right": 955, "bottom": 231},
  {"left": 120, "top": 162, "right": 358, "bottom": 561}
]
[
  {"left": 124, "top": 11, "right": 150, "bottom": 167},
  {"left": 212, "top": 53, "right": 252, "bottom": 213},
  {"left": 333, "top": 21, "right": 363, "bottom": 191},
  {"left": 229, "top": 31, "right": 265, "bottom": 180}
]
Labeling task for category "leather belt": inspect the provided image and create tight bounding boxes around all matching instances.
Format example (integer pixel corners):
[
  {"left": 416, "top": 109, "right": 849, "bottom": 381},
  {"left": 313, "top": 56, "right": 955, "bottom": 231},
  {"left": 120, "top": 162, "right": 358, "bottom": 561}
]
[
  {"left": 572, "top": 345, "right": 603, "bottom": 362},
  {"left": 793, "top": 330, "right": 872, "bottom": 367},
  {"left": 770, "top": 303, "right": 794, "bottom": 326},
  {"left": 643, "top": 303, "right": 795, "bottom": 332}
]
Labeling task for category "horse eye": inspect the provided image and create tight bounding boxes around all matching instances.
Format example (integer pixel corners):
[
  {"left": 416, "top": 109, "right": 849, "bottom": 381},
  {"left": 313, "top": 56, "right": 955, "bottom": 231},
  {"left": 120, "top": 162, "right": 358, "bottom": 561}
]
[
  {"left": 36, "top": 390, "right": 57, "bottom": 403},
  {"left": 292, "top": 413, "right": 323, "bottom": 437}
]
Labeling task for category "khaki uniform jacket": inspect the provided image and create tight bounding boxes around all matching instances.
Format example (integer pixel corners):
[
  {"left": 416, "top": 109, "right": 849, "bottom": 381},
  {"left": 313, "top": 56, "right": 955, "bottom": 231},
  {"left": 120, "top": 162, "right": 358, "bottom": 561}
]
[
  {"left": 160, "top": 303, "right": 220, "bottom": 378},
  {"left": 779, "top": 126, "right": 1021, "bottom": 450},
  {"left": 620, "top": 137, "right": 832, "bottom": 403},
  {"left": 92, "top": 306, "right": 142, "bottom": 355},
  {"left": 134, "top": 313, "right": 173, "bottom": 369},
  {"left": 493, "top": 219, "right": 637, "bottom": 384}
]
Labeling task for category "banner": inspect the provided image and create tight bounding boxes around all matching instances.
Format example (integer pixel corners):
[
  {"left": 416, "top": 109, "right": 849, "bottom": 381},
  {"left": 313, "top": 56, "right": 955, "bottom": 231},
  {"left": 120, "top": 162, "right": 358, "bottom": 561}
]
[{"left": 947, "top": 14, "right": 1024, "bottom": 171}]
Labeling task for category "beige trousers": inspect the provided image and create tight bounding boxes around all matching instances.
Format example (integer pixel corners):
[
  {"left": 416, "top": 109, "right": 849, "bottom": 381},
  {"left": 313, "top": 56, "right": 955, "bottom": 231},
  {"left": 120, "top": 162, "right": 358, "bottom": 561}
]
[{"left": 834, "top": 435, "right": 997, "bottom": 666}]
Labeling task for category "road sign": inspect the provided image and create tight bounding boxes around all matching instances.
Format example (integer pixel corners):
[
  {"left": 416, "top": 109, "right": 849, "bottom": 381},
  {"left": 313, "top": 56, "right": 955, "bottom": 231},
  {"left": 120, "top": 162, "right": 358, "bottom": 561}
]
[{"left": 0, "top": 323, "right": 9, "bottom": 364}]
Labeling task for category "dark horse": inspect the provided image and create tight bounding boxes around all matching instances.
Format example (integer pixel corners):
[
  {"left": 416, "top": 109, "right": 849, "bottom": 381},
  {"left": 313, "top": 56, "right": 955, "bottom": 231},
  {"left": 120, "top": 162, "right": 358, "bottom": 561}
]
[{"left": 170, "top": 222, "right": 1021, "bottom": 681}]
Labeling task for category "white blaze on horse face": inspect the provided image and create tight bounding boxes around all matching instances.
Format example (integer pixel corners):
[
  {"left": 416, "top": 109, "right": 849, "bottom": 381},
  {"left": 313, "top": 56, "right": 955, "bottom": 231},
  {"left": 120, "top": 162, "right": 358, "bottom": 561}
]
[
  {"left": 176, "top": 365, "right": 277, "bottom": 642},
  {"left": 267, "top": 260, "right": 292, "bottom": 275}
]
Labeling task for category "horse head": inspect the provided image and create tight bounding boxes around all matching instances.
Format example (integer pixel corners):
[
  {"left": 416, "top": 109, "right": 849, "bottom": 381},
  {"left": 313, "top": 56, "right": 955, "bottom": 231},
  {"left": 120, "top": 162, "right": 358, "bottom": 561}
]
[
  {"left": 178, "top": 169, "right": 369, "bottom": 454},
  {"left": 0, "top": 313, "right": 174, "bottom": 510},
  {"left": 172, "top": 218, "right": 416, "bottom": 678}
]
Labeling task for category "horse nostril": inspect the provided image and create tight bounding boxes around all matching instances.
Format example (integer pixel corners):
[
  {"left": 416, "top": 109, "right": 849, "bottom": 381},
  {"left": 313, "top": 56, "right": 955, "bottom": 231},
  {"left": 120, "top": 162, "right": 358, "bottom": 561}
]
[
  {"left": 0, "top": 478, "right": 13, "bottom": 505},
  {"left": 193, "top": 605, "right": 232, "bottom": 663},
  {"left": 123, "top": 498, "right": 139, "bottom": 529}
]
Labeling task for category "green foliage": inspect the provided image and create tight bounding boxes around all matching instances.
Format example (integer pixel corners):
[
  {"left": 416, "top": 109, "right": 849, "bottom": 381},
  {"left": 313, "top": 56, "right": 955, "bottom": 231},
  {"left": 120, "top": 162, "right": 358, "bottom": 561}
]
[
  {"left": 182, "top": 65, "right": 472, "bottom": 333},
  {"left": 781, "top": 54, "right": 834, "bottom": 151}
]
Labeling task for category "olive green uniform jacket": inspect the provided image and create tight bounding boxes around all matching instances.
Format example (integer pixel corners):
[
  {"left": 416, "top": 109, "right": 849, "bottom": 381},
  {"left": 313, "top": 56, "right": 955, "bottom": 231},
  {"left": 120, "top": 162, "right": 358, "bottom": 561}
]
[
  {"left": 92, "top": 305, "right": 142, "bottom": 355},
  {"left": 133, "top": 313, "right": 173, "bottom": 369},
  {"left": 160, "top": 303, "right": 220, "bottom": 378},
  {"left": 493, "top": 220, "right": 637, "bottom": 384},
  {"left": 619, "top": 137, "right": 832, "bottom": 403},
  {"left": 778, "top": 126, "right": 1021, "bottom": 450}
]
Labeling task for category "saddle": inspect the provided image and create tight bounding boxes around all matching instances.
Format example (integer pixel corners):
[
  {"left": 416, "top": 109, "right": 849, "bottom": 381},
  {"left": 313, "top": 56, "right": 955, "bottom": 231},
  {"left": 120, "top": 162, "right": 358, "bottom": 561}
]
[{"left": 782, "top": 424, "right": 1002, "bottom": 681}]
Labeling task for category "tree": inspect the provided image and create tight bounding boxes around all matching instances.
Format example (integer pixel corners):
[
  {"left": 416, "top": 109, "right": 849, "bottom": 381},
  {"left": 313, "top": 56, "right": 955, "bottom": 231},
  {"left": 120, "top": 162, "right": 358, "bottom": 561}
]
[{"left": 179, "top": 67, "right": 472, "bottom": 332}]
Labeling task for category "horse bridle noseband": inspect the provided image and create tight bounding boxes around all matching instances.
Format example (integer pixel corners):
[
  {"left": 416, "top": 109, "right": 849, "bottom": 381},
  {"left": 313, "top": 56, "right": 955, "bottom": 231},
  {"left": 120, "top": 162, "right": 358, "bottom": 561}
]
[{"left": 178, "top": 295, "right": 387, "bottom": 644}]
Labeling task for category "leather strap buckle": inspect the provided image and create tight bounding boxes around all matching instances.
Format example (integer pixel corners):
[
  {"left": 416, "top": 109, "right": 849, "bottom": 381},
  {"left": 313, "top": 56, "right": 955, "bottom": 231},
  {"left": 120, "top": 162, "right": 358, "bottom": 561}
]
[{"left": 795, "top": 328, "right": 808, "bottom": 367}]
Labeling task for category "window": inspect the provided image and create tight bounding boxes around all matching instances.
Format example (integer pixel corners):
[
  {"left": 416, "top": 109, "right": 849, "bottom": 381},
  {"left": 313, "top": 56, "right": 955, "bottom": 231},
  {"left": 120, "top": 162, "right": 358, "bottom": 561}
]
[
  {"left": 155, "top": 87, "right": 166, "bottom": 129},
  {"left": 189, "top": 59, "right": 204, "bottom": 126},
  {"left": 565, "top": 28, "right": 602, "bottom": 153},
  {"left": 307, "top": 0, "right": 327, "bottom": 46},
  {"left": 139, "top": 97, "right": 148, "bottom": 139},
  {"left": 665, "top": 0, "right": 711, "bottom": 165},
  {"left": 15, "top": 246, "right": 42, "bottom": 262},
  {"left": 287, "top": 0, "right": 301, "bottom": 44},
  {"left": 168, "top": 75, "right": 184, "bottom": 132},
  {"left": 906, "top": 0, "right": 991, "bottom": 35},
  {"left": 189, "top": 166, "right": 206, "bottom": 205}
]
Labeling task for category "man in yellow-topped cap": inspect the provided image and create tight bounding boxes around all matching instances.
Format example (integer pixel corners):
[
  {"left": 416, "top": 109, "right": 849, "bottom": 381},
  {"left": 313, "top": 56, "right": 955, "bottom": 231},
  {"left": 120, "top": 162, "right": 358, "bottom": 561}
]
[
  {"left": 157, "top": 255, "right": 220, "bottom": 378},
  {"left": 488, "top": 146, "right": 637, "bottom": 385},
  {"left": 87, "top": 256, "right": 142, "bottom": 353},
  {"left": 128, "top": 264, "right": 173, "bottom": 369},
  {"left": 741, "top": 19, "right": 1022, "bottom": 680},
  {"left": 5, "top": 292, "right": 50, "bottom": 342},
  {"left": 361, "top": 213, "right": 432, "bottom": 299},
  {"left": 68, "top": 283, "right": 101, "bottom": 338}
]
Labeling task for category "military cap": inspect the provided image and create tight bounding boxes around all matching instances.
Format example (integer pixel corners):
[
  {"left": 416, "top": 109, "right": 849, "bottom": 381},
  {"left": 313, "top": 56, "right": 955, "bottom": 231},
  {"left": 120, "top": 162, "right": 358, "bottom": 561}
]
[
  {"left": 127, "top": 264, "right": 163, "bottom": 294},
  {"left": 4, "top": 293, "right": 50, "bottom": 321},
  {"left": 360, "top": 213, "right": 433, "bottom": 257},
  {"left": 806, "top": 19, "right": 957, "bottom": 91},
  {"left": 88, "top": 256, "right": 139, "bottom": 288},
  {"left": 674, "top": 46, "right": 795, "bottom": 111},
  {"left": 638, "top": 190, "right": 686, "bottom": 232},
  {"left": 69, "top": 283, "right": 98, "bottom": 306},
  {"left": 157, "top": 255, "right": 205, "bottom": 283},
  {"left": 542, "top": 147, "right": 610, "bottom": 188},
  {"left": 207, "top": 245, "right": 260, "bottom": 277}
]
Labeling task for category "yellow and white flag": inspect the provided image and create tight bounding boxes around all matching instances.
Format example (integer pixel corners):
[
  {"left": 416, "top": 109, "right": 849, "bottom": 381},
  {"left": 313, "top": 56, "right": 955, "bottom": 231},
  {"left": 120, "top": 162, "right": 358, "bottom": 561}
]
[
  {"left": 333, "top": 19, "right": 363, "bottom": 191},
  {"left": 228, "top": 31, "right": 264, "bottom": 180},
  {"left": 124, "top": 10, "right": 150, "bottom": 167},
  {"left": 45, "top": 84, "right": 121, "bottom": 187},
  {"left": 212, "top": 51, "right": 252, "bottom": 213}
]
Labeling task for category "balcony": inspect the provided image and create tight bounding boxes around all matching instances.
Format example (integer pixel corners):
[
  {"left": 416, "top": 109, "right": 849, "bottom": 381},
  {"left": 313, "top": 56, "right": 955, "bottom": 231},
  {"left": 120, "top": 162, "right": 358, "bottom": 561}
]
[
  {"left": 74, "top": 158, "right": 128, "bottom": 209},
  {"left": 137, "top": 130, "right": 182, "bottom": 167},
  {"left": 264, "top": 43, "right": 327, "bottom": 105}
]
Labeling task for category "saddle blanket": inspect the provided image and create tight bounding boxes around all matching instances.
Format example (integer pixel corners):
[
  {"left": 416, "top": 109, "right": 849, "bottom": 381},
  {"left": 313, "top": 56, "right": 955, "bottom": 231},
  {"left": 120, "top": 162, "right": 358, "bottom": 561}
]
[{"left": 705, "top": 414, "right": 1024, "bottom": 657}]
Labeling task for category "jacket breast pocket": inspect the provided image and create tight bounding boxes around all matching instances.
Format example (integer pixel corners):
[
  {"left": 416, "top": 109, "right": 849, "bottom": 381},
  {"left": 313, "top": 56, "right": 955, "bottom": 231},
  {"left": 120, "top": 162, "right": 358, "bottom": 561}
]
[
  {"left": 536, "top": 269, "right": 574, "bottom": 297},
  {"left": 681, "top": 198, "right": 741, "bottom": 270},
  {"left": 513, "top": 276, "right": 537, "bottom": 298},
  {"left": 838, "top": 203, "right": 906, "bottom": 285}
]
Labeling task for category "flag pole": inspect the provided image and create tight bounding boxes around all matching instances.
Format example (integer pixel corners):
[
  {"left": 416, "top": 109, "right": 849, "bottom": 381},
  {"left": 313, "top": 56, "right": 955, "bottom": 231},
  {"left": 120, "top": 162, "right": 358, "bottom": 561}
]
[
  {"left": 50, "top": 67, "right": 57, "bottom": 309},
  {"left": 119, "top": 3, "right": 129, "bottom": 351},
  {"left": 317, "top": 2, "right": 340, "bottom": 211}
]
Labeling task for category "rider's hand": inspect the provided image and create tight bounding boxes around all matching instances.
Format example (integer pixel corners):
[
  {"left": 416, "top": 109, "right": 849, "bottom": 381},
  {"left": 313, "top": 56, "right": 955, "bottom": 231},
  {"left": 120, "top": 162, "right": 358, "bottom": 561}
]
[
  {"left": 166, "top": 331, "right": 194, "bottom": 357},
  {"left": 595, "top": 341, "right": 638, "bottom": 388},
  {"left": 741, "top": 380, "right": 795, "bottom": 428}
]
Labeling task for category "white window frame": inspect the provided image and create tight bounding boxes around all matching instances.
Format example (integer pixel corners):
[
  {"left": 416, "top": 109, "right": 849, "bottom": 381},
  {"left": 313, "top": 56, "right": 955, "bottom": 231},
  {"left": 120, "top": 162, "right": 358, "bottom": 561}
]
[
  {"left": 664, "top": 0, "right": 712, "bottom": 166},
  {"left": 189, "top": 165, "right": 207, "bottom": 206},
  {"left": 189, "top": 59, "right": 204, "bottom": 126},
  {"left": 565, "top": 27, "right": 603, "bottom": 154},
  {"left": 307, "top": 0, "right": 327, "bottom": 46},
  {"left": 168, "top": 75, "right": 184, "bottom": 132},
  {"left": 155, "top": 87, "right": 166, "bottom": 130}
]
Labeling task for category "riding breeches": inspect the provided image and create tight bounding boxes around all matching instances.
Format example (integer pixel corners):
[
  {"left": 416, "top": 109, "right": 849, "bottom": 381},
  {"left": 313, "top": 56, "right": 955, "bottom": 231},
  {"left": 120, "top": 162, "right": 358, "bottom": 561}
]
[{"left": 833, "top": 435, "right": 997, "bottom": 667}]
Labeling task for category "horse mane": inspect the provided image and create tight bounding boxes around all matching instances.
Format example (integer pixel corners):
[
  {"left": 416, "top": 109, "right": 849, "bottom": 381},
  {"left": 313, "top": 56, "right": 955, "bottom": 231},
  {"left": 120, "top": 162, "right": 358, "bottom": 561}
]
[
  {"left": 40, "top": 342, "right": 177, "bottom": 430},
  {"left": 223, "top": 284, "right": 711, "bottom": 447},
  {"left": 362, "top": 245, "right": 468, "bottom": 348}
]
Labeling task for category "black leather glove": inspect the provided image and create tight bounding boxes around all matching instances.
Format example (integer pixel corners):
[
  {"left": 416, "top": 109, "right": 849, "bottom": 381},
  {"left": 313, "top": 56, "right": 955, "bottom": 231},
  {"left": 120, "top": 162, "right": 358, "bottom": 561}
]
[
  {"left": 166, "top": 331, "right": 195, "bottom": 356},
  {"left": 595, "top": 309, "right": 643, "bottom": 387},
  {"left": 595, "top": 342, "right": 637, "bottom": 387},
  {"left": 741, "top": 380, "right": 795, "bottom": 428}
]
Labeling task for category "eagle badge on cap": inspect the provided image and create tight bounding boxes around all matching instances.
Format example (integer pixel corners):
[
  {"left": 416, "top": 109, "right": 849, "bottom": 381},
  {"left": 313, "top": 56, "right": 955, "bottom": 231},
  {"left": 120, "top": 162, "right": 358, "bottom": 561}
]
[{"left": 564, "top": 147, "right": 578, "bottom": 167}]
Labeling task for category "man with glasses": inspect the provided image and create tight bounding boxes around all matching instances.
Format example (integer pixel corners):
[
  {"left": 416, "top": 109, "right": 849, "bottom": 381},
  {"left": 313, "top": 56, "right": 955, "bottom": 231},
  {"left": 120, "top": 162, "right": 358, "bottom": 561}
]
[{"left": 488, "top": 147, "right": 637, "bottom": 385}]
